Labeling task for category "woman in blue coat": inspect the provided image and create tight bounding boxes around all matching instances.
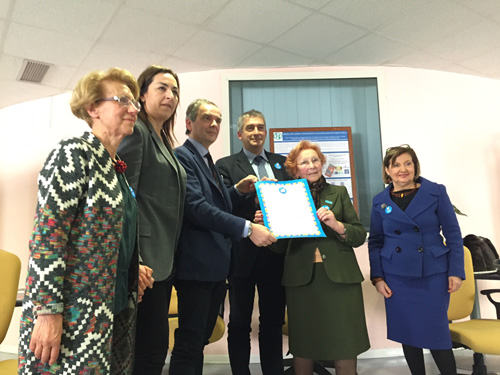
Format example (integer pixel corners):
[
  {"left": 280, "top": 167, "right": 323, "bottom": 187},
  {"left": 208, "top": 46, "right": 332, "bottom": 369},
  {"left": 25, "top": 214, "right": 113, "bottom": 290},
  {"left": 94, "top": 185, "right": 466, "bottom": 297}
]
[{"left": 368, "top": 145, "right": 465, "bottom": 375}]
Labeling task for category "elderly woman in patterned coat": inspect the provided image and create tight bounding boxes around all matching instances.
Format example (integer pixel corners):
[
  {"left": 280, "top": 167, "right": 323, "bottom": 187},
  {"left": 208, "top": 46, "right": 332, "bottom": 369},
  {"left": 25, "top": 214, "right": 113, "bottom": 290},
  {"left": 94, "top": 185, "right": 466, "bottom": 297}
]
[{"left": 18, "top": 68, "right": 154, "bottom": 375}]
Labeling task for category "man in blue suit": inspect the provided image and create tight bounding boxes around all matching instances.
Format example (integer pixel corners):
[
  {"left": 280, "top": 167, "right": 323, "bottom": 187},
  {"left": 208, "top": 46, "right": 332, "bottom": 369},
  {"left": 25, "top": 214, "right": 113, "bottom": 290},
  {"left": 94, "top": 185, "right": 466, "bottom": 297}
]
[
  {"left": 216, "top": 110, "right": 290, "bottom": 375},
  {"left": 169, "top": 99, "right": 277, "bottom": 375}
]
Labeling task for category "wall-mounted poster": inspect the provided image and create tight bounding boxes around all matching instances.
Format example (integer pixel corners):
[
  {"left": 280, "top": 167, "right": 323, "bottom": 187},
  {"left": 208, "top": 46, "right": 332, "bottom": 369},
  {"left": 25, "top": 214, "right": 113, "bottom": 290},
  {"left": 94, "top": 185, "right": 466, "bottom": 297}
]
[{"left": 270, "top": 127, "right": 358, "bottom": 213}]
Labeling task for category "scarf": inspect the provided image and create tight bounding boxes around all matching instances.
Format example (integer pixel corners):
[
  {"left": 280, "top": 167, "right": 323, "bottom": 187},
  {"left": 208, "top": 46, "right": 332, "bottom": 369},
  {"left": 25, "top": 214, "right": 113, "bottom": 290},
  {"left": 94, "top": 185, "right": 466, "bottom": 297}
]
[{"left": 309, "top": 175, "right": 326, "bottom": 209}]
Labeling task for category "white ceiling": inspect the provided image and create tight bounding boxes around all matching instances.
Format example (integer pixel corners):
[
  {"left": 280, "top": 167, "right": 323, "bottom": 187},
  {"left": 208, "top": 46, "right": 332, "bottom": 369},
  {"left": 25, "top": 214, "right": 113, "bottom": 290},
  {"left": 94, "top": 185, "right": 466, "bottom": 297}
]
[{"left": 2, "top": 0, "right": 500, "bottom": 109}]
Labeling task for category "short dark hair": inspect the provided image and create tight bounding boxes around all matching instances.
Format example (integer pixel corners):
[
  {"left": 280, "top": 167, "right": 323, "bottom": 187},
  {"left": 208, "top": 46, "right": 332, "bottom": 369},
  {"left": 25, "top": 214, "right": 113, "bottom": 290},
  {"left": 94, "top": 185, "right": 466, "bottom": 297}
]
[
  {"left": 137, "top": 65, "right": 180, "bottom": 146},
  {"left": 185, "top": 99, "right": 218, "bottom": 135},
  {"left": 237, "top": 109, "right": 266, "bottom": 133},
  {"left": 382, "top": 145, "right": 421, "bottom": 184}
]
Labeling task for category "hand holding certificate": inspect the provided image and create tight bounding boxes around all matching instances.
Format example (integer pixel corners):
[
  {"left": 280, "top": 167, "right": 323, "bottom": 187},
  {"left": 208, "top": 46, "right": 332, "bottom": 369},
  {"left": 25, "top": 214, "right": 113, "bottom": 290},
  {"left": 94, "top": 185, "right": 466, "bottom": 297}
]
[{"left": 255, "top": 179, "right": 326, "bottom": 239}]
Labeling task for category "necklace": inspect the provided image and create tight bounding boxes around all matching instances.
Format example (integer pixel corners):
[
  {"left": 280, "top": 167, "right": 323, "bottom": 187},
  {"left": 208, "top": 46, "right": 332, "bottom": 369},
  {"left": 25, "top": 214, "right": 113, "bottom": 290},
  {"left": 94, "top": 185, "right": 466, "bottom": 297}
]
[{"left": 391, "top": 187, "right": 417, "bottom": 198}]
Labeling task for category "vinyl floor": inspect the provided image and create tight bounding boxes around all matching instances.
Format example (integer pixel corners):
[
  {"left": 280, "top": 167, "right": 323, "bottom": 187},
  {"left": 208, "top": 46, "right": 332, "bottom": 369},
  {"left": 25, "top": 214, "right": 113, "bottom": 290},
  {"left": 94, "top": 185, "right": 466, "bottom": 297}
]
[
  {"left": 158, "top": 350, "right": 500, "bottom": 375},
  {"left": 3, "top": 350, "right": 499, "bottom": 374}
]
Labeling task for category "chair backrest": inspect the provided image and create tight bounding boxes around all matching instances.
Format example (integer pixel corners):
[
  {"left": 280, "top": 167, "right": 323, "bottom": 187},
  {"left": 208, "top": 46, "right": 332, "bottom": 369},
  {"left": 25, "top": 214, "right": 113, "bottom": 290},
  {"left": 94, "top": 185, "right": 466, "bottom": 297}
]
[
  {"left": 448, "top": 246, "right": 475, "bottom": 321},
  {"left": 169, "top": 287, "right": 178, "bottom": 315},
  {"left": 0, "top": 249, "right": 21, "bottom": 343},
  {"left": 282, "top": 310, "right": 289, "bottom": 336},
  {"left": 167, "top": 287, "right": 225, "bottom": 346}
]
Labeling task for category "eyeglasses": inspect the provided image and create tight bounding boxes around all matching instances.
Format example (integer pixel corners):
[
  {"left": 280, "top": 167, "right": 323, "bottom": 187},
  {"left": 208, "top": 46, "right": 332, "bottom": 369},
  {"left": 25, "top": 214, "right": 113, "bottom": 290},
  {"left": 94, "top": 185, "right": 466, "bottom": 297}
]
[
  {"left": 96, "top": 96, "right": 141, "bottom": 112},
  {"left": 298, "top": 158, "right": 321, "bottom": 167}
]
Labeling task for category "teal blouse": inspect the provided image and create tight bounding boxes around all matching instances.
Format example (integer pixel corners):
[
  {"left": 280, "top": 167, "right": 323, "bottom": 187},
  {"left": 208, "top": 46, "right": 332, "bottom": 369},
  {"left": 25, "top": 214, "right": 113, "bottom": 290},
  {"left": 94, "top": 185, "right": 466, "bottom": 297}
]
[{"left": 114, "top": 171, "right": 137, "bottom": 314}]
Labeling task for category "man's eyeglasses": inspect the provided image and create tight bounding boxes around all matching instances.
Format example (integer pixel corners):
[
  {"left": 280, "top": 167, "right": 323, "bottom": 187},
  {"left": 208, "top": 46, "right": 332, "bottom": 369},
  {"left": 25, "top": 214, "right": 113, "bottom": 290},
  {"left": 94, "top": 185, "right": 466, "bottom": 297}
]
[{"left": 96, "top": 96, "right": 141, "bottom": 112}]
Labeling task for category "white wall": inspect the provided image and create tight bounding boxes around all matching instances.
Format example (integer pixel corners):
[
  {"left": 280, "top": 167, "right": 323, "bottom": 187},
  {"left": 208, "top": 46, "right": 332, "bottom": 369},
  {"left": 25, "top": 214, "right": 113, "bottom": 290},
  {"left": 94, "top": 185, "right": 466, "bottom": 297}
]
[{"left": 1, "top": 65, "right": 499, "bottom": 360}]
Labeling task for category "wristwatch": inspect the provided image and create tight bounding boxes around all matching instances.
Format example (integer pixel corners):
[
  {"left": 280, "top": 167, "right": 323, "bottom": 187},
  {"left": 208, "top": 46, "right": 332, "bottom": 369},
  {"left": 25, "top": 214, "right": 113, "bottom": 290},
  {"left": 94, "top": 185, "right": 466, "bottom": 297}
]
[{"left": 247, "top": 222, "right": 253, "bottom": 238}]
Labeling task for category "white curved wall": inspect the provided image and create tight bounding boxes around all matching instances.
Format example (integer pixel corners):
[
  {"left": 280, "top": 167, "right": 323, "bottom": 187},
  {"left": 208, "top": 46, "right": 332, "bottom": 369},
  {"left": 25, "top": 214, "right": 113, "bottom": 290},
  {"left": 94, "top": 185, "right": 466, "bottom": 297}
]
[{"left": 1, "top": 65, "right": 499, "bottom": 360}]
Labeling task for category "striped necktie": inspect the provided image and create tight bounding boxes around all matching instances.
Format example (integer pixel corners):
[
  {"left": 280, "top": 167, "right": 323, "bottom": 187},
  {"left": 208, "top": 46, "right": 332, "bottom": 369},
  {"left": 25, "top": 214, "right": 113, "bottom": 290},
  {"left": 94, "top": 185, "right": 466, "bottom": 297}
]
[{"left": 253, "top": 155, "right": 268, "bottom": 179}]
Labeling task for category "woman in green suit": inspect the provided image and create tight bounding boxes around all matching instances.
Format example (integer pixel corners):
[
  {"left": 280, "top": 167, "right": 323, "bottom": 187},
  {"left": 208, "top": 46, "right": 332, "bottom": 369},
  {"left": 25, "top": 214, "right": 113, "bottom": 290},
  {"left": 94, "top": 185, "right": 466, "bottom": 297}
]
[{"left": 257, "top": 140, "right": 369, "bottom": 375}]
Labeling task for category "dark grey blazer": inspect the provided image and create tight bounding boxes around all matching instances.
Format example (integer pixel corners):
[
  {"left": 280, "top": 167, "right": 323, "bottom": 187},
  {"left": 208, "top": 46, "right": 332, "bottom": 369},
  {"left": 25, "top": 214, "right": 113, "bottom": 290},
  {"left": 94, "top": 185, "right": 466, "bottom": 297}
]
[{"left": 118, "top": 118, "right": 186, "bottom": 281}]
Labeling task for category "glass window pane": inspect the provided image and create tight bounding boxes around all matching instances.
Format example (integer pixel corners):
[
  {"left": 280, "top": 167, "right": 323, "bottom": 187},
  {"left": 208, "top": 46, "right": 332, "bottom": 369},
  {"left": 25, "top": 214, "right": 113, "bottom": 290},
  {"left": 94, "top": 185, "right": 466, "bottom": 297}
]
[{"left": 229, "top": 78, "right": 384, "bottom": 229}]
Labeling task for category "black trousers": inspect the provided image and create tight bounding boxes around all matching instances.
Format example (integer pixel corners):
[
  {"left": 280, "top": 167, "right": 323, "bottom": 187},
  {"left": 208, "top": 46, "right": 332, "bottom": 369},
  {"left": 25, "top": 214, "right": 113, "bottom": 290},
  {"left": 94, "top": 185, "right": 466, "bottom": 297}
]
[
  {"left": 133, "top": 278, "right": 173, "bottom": 375},
  {"left": 169, "top": 279, "right": 227, "bottom": 375},
  {"left": 228, "top": 251, "right": 286, "bottom": 375}
]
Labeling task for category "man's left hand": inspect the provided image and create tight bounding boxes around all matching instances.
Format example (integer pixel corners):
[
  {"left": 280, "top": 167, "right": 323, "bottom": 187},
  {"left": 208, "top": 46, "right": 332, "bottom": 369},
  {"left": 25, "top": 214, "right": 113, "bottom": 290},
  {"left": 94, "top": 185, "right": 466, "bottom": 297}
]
[{"left": 236, "top": 175, "right": 259, "bottom": 194}]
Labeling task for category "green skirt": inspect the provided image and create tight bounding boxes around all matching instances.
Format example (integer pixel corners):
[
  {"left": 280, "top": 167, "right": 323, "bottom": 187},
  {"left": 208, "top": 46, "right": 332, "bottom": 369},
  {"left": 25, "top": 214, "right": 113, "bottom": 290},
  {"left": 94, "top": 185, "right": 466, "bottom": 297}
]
[{"left": 286, "top": 263, "right": 370, "bottom": 360}]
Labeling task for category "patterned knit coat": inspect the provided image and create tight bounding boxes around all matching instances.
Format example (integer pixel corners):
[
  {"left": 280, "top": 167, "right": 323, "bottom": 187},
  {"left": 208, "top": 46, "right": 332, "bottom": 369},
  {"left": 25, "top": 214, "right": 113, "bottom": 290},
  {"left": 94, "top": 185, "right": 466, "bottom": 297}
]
[{"left": 18, "top": 132, "right": 139, "bottom": 375}]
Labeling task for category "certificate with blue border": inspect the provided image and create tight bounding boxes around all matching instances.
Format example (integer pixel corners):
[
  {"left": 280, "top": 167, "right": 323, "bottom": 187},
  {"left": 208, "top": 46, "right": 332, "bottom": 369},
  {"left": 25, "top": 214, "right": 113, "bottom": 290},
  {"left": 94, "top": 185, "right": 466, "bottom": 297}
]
[{"left": 255, "top": 179, "right": 326, "bottom": 239}]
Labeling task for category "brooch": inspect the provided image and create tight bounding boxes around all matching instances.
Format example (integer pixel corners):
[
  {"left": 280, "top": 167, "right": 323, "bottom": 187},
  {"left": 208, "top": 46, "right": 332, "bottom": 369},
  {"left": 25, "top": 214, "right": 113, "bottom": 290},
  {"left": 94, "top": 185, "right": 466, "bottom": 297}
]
[{"left": 114, "top": 160, "right": 127, "bottom": 173}]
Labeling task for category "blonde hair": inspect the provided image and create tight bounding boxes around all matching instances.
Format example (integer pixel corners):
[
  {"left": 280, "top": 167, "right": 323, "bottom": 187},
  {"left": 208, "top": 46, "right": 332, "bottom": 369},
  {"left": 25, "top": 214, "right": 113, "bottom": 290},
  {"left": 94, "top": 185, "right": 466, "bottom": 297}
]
[{"left": 70, "top": 67, "right": 139, "bottom": 126}]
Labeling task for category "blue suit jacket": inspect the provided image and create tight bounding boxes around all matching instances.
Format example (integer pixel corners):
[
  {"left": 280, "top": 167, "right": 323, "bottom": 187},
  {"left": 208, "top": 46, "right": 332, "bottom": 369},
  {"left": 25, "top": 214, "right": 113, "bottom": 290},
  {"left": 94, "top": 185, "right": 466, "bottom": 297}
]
[
  {"left": 175, "top": 140, "right": 246, "bottom": 282},
  {"left": 368, "top": 177, "right": 465, "bottom": 280}
]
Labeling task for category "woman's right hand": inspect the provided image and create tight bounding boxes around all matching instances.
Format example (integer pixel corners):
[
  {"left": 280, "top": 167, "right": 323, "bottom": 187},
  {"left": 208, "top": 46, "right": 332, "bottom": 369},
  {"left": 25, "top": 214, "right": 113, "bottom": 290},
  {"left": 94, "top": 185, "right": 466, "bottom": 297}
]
[
  {"left": 374, "top": 280, "right": 393, "bottom": 298},
  {"left": 254, "top": 210, "right": 264, "bottom": 225},
  {"left": 138, "top": 265, "right": 154, "bottom": 302},
  {"left": 29, "top": 313, "right": 63, "bottom": 366}
]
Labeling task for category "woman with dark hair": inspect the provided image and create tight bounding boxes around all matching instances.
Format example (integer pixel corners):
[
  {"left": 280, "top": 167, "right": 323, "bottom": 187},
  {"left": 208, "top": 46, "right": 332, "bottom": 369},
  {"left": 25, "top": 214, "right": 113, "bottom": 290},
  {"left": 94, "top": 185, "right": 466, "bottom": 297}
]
[
  {"left": 369, "top": 145, "right": 464, "bottom": 375},
  {"left": 19, "top": 67, "right": 149, "bottom": 374},
  {"left": 117, "top": 65, "right": 186, "bottom": 374},
  {"left": 257, "top": 140, "right": 369, "bottom": 375}
]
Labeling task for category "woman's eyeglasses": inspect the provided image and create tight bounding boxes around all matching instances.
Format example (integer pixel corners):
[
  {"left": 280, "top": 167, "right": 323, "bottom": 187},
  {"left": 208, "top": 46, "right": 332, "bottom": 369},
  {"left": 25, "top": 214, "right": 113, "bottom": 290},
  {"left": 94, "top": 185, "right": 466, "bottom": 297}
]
[
  {"left": 298, "top": 158, "right": 321, "bottom": 167},
  {"left": 96, "top": 96, "right": 141, "bottom": 112}
]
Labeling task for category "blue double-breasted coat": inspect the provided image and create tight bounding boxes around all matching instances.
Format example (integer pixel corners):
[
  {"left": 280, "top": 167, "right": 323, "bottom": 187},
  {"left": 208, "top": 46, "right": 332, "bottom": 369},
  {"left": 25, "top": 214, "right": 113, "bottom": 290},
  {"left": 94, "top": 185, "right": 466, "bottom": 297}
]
[
  {"left": 369, "top": 177, "right": 464, "bottom": 280},
  {"left": 368, "top": 177, "right": 465, "bottom": 349}
]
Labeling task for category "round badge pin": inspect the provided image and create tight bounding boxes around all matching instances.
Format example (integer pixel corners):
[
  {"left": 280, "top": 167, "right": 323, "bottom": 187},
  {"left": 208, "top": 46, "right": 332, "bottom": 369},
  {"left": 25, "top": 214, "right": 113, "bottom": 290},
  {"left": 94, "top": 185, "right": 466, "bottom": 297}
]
[
  {"left": 274, "top": 163, "right": 282, "bottom": 169},
  {"left": 385, "top": 206, "right": 392, "bottom": 214}
]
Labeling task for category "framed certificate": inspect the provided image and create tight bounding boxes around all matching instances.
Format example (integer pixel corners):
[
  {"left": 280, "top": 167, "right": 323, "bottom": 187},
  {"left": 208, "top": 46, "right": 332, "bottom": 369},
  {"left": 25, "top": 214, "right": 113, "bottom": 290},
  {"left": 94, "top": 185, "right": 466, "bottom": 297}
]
[{"left": 255, "top": 179, "right": 326, "bottom": 239}]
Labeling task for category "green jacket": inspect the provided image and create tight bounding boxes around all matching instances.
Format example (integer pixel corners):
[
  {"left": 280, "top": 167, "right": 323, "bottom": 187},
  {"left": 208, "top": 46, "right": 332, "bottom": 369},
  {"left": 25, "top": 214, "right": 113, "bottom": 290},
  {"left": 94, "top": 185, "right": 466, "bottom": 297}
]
[{"left": 275, "top": 184, "right": 367, "bottom": 287}]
